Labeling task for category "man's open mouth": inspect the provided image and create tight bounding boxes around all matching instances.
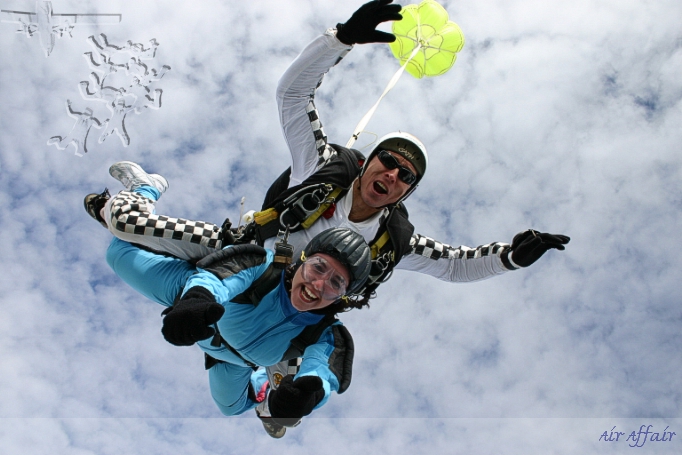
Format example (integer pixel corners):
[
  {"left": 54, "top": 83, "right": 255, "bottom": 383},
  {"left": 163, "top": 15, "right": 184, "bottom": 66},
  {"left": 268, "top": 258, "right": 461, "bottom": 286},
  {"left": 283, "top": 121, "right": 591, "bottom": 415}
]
[{"left": 373, "top": 181, "right": 388, "bottom": 195}]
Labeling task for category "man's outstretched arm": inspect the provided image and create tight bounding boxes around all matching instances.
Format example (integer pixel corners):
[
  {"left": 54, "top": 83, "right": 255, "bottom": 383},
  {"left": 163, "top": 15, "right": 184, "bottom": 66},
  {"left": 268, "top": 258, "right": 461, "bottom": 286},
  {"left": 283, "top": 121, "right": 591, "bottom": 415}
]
[{"left": 397, "top": 230, "right": 570, "bottom": 283}]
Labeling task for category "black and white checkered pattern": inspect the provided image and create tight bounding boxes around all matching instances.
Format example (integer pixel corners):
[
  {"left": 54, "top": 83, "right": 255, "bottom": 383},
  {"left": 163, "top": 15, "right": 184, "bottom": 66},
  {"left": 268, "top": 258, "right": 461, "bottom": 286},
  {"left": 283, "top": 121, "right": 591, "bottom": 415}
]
[
  {"left": 306, "top": 99, "right": 335, "bottom": 166},
  {"left": 410, "top": 234, "right": 510, "bottom": 261},
  {"left": 109, "top": 191, "right": 223, "bottom": 249}
]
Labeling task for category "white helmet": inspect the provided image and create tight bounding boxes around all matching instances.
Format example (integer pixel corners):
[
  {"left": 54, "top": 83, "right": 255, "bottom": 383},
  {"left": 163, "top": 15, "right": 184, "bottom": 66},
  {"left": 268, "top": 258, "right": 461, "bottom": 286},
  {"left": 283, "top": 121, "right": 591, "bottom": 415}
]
[
  {"left": 359, "top": 131, "right": 428, "bottom": 203},
  {"left": 362, "top": 132, "right": 428, "bottom": 183}
]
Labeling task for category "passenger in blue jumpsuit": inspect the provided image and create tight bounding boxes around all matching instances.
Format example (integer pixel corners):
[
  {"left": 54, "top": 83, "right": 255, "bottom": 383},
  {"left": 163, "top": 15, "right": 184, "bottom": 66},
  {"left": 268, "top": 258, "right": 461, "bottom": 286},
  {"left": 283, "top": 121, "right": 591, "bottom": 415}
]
[{"left": 100, "top": 181, "right": 371, "bottom": 432}]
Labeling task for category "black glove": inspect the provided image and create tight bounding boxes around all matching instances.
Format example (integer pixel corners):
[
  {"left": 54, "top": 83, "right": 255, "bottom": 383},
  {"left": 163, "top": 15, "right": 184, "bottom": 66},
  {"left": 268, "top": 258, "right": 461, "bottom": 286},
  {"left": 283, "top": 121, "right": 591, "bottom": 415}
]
[
  {"left": 509, "top": 229, "right": 570, "bottom": 267},
  {"left": 336, "top": 0, "right": 403, "bottom": 45},
  {"left": 268, "top": 375, "right": 325, "bottom": 426},
  {"left": 161, "top": 286, "right": 225, "bottom": 346}
]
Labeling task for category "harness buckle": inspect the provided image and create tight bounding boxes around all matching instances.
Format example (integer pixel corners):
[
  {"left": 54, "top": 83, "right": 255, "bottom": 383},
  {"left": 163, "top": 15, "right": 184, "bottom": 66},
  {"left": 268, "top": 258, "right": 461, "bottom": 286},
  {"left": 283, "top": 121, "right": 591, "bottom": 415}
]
[
  {"left": 368, "top": 251, "right": 395, "bottom": 284},
  {"left": 273, "top": 225, "right": 294, "bottom": 269},
  {"left": 279, "top": 184, "right": 334, "bottom": 229}
]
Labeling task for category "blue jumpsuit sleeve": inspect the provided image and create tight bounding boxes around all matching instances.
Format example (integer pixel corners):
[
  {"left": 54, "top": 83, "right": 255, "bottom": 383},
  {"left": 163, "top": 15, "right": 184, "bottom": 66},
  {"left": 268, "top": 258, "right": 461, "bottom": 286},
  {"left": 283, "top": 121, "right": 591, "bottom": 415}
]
[
  {"left": 181, "top": 249, "right": 274, "bottom": 305},
  {"left": 295, "top": 322, "right": 345, "bottom": 410}
]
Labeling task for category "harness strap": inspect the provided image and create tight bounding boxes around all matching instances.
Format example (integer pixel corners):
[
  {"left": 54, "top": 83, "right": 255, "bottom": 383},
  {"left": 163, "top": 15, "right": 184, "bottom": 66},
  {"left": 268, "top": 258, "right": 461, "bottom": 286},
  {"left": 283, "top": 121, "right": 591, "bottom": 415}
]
[
  {"left": 231, "top": 264, "right": 282, "bottom": 305},
  {"left": 211, "top": 327, "right": 258, "bottom": 370},
  {"left": 253, "top": 184, "right": 341, "bottom": 232},
  {"left": 254, "top": 207, "right": 278, "bottom": 226},
  {"left": 300, "top": 186, "right": 343, "bottom": 229},
  {"left": 207, "top": 302, "right": 338, "bottom": 370},
  {"left": 282, "top": 314, "right": 338, "bottom": 360},
  {"left": 370, "top": 230, "right": 391, "bottom": 259}
]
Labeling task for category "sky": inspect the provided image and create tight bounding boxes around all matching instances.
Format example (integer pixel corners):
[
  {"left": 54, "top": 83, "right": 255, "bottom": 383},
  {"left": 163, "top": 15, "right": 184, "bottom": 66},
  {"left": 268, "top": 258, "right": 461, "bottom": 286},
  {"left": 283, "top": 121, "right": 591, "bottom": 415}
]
[{"left": 1, "top": 0, "right": 681, "bottom": 454}]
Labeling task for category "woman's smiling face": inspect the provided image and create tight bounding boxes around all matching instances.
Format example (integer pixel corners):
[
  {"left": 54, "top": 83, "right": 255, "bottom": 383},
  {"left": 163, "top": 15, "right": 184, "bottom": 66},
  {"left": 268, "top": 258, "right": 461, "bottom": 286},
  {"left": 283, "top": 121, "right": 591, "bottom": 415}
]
[{"left": 290, "top": 253, "right": 351, "bottom": 312}]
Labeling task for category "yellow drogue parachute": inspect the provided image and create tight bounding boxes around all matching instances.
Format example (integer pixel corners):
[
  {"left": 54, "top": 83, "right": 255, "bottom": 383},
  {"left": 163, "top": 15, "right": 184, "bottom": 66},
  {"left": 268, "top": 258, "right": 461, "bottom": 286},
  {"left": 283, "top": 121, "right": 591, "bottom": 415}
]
[
  {"left": 346, "top": 0, "right": 465, "bottom": 147},
  {"left": 389, "top": 0, "right": 465, "bottom": 79}
]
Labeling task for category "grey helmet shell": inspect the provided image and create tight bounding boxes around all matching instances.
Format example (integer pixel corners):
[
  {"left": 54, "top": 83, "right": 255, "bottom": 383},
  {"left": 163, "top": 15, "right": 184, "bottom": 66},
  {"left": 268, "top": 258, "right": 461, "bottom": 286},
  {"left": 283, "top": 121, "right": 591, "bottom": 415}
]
[{"left": 301, "top": 227, "right": 372, "bottom": 295}]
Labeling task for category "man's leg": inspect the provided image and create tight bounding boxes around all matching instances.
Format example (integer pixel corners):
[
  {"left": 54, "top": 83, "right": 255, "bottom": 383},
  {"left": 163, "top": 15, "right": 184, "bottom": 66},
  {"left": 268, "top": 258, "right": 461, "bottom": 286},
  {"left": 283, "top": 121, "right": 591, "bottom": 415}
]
[
  {"left": 105, "top": 190, "right": 223, "bottom": 262},
  {"left": 101, "top": 161, "right": 225, "bottom": 261}
]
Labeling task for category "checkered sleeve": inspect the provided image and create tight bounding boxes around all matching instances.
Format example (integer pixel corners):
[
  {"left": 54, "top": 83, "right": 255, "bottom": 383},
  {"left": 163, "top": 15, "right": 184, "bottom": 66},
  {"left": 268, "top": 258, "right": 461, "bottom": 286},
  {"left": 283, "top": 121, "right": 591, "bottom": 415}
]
[
  {"left": 108, "top": 191, "right": 223, "bottom": 250},
  {"left": 394, "top": 233, "right": 515, "bottom": 282},
  {"left": 306, "top": 100, "right": 336, "bottom": 167},
  {"left": 276, "top": 31, "right": 350, "bottom": 185}
]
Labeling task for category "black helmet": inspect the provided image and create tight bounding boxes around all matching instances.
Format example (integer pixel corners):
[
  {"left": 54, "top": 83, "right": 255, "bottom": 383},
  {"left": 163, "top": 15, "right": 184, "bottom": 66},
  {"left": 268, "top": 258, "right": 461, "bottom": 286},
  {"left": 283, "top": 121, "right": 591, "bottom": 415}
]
[{"left": 300, "top": 228, "right": 371, "bottom": 295}]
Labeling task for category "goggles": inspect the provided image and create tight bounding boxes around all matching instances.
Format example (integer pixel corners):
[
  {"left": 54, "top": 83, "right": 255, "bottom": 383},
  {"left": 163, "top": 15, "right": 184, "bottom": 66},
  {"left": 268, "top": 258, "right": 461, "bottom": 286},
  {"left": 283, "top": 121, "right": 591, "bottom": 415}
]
[
  {"left": 377, "top": 150, "right": 417, "bottom": 185},
  {"left": 300, "top": 256, "right": 348, "bottom": 300}
]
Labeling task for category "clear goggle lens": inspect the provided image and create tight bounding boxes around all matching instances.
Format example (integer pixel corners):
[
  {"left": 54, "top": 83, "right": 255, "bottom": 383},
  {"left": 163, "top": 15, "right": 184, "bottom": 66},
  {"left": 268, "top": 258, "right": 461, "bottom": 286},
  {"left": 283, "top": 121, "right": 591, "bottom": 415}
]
[{"left": 301, "top": 256, "right": 348, "bottom": 300}]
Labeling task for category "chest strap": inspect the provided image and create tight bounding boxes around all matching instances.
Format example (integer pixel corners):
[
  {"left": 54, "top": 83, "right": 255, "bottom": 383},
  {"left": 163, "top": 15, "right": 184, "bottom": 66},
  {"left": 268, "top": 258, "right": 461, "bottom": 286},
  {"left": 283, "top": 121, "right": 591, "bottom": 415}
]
[
  {"left": 253, "top": 184, "right": 342, "bottom": 231},
  {"left": 301, "top": 187, "right": 343, "bottom": 229},
  {"left": 205, "top": 313, "right": 339, "bottom": 371}
]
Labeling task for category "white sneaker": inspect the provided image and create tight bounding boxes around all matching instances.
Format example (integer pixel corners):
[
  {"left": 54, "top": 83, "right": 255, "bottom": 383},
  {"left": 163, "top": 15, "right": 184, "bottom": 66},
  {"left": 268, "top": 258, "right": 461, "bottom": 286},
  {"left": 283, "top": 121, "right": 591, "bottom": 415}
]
[
  {"left": 148, "top": 173, "right": 169, "bottom": 194},
  {"left": 109, "top": 161, "right": 169, "bottom": 194}
]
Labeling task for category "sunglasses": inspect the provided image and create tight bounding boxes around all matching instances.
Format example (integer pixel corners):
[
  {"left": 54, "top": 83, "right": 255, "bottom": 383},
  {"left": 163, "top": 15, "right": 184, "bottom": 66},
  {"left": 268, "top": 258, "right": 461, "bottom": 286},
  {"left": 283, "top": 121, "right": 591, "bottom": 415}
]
[
  {"left": 376, "top": 150, "right": 417, "bottom": 185},
  {"left": 300, "top": 256, "right": 348, "bottom": 300}
]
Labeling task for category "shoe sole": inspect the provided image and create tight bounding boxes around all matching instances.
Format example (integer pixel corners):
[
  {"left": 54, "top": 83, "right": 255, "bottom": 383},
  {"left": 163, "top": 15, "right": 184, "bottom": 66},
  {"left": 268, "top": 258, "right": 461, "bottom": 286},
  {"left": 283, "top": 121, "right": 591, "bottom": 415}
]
[
  {"left": 84, "top": 191, "right": 109, "bottom": 228},
  {"left": 109, "top": 160, "right": 144, "bottom": 179},
  {"left": 261, "top": 421, "right": 286, "bottom": 438},
  {"left": 109, "top": 161, "right": 168, "bottom": 194}
]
